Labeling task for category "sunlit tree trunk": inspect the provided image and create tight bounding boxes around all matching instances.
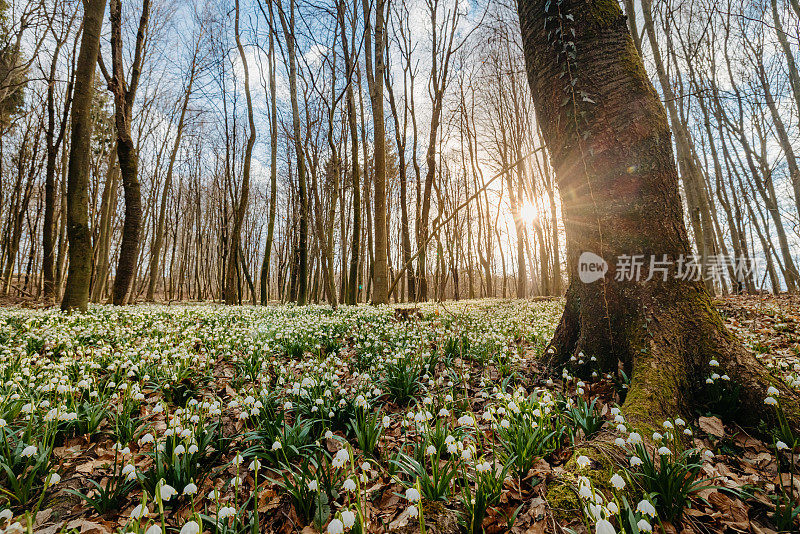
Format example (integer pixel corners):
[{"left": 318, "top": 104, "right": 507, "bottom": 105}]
[{"left": 518, "top": 0, "right": 800, "bottom": 429}]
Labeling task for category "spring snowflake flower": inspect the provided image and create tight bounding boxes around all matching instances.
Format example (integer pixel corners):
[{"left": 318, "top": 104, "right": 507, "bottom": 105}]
[
  {"left": 609, "top": 473, "right": 625, "bottom": 490},
  {"left": 407, "top": 505, "right": 419, "bottom": 518},
  {"left": 607, "top": 501, "right": 619, "bottom": 514},
  {"left": 248, "top": 459, "right": 261, "bottom": 471},
  {"left": 341, "top": 510, "right": 356, "bottom": 528},
  {"left": 160, "top": 484, "right": 178, "bottom": 502},
  {"left": 657, "top": 446, "right": 671, "bottom": 456},
  {"left": 767, "top": 386, "right": 780, "bottom": 397},
  {"left": 307, "top": 480, "right": 318, "bottom": 491},
  {"left": 405, "top": 487, "right": 421, "bottom": 503},
  {"left": 637, "top": 499, "right": 657, "bottom": 517},
  {"left": 333, "top": 449, "right": 350, "bottom": 468},
  {"left": 327, "top": 519, "right": 344, "bottom": 534},
  {"left": 342, "top": 478, "right": 357, "bottom": 492},
  {"left": 777, "top": 441, "right": 789, "bottom": 451},
  {"left": 629, "top": 456, "right": 642, "bottom": 467},
  {"left": 637, "top": 519, "right": 653, "bottom": 532},
  {"left": 145, "top": 525, "right": 162, "bottom": 534},
  {"left": 575, "top": 455, "right": 590, "bottom": 469},
  {"left": 382, "top": 416, "right": 391, "bottom": 428},
  {"left": 614, "top": 438, "right": 626, "bottom": 447},
  {"left": 595, "top": 518, "right": 616, "bottom": 534},
  {"left": 627, "top": 432, "right": 642, "bottom": 445},
  {"left": 21, "top": 445, "right": 37, "bottom": 457},
  {"left": 426, "top": 445, "right": 437, "bottom": 456},
  {"left": 47, "top": 473, "right": 61, "bottom": 485},
  {"left": 765, "top": 396, "right": 778, "bottom": 406},
  {"left": 272, "top": 440, "right": 282, "bottom": 450},
  {"left": 218, "top": 506, "right": 236, "bottom": 519},
  {"left": 180, "top": 521, "right": 200, "bottom": 534},
  {"left": 183, "top": 483, "right": 198, "bottom": 495},
  {"left": 674, "top": 418, "right": 686, "bottom": 426},
  {"left": 130, "top": 504, "right": 148, "bottom": 519}
]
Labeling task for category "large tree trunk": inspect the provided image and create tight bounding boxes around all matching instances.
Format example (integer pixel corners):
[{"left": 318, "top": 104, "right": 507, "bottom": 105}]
[
  {"left": 517, "top": 0, "right": 799, "bottom": 429},
  {"left": 225, "top": 0, "right": 254, "bottom": 305},
  {"left": 62, "top": 0, "right": 107, "bottom": 312},
  {"left": 363, "top": 0, "right": 388, "bottom": 305},
  {"left": 259, "top": 2, "right": 278, "bottom": 305},
  {"left": 108, "top": 0, "right": 151, "bottom": 305}
]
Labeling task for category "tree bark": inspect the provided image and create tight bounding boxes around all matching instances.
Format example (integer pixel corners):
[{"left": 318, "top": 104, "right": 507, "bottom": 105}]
[
  {"left": 278, "top": 0, "right": 309, "bottom": 305},
  {"left": 106, "top": 0, "right": 151, "bottom": 305},
  {"left": 225, "top": 0, "right": 255, "bottom": 305},
  {"left": 517, "top": 0, "right": 799, "bottom": 430},
  {"left": 62, "top": 0, "right": 107, "bottom": 312}
]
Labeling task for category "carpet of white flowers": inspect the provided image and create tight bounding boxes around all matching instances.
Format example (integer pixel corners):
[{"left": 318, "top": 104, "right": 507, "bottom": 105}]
[{"left": 0, "top": 299, "right": 797, "bottom": 534}]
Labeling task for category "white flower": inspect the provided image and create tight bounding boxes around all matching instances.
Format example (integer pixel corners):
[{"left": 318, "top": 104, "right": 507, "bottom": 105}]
[
  {"left": 607, "top": 501, "right": 619, "bottom": 514},
  {"left": 675, "top": 418, "right": 685, "bottom": 426},
  {"left": 218, "top": 506, "right": 236, "bottom": 519},
  {"left": 657, "top": 446, "right": 672, "bottom": 456},
  {"left": 637, "top": 519, "right": 653, "bottom": 532},
  {"left": 767, "top": 386, "right": 780, "bottom": 397},
  {"left": 709, "top": 359, "right": 719, "bottom": 367},
  {"left": 47, "top": 472, "right": 61, "bottom": 485},
  {"left": 405, "top": 487, "right": 421, "bottom": 502},
  {"left": 777, "top": 441, "right": 789, "bottom": 451},
  {"left": 426, "top": 445, "right": 437, "bottom": 456},
  {"left": 765, "top": 396, "right": 778, "bottom": 406},
  {"left": 333, "top": 449, "right": 350, "bottom": 468},
  {"left": 652, "top": 432, "right": 663, "bottom": 441},
  {"left": 183, "top": 483, "right": 198, "bottom": 495},
  {"left": 407, "top": 505, "right": 419, "bottom": 518},
  {"left": 636, "top": 499, "right": 656, "bottom": 517},
  {"left": 341, "top": 510, "right": 356, "bottom": 528},
  {"left": 342, "top": 478, "right": 357, "bottom": 492},
  {"left": 21, "top": 445, "right": 37, "bottom": 458},
  {"left": 327, "top": 519, "right": 344, "bottom": 534},
  {"left": 272, "top": 440, "right": 282, "bottom": 450},
  {"left": 629, "top": 456, "right": 642, "bottom": 467},
  {"left": 130, "top": 504, "right": 148, "bottom": 519},
  {"left": 159, "top": 483, "right": 178, "bottom": 502},
  {"left": 595, "top": 518, "right": 616, "bottom": 534},
  {"left": 575, "top": 455, "right": 590, "bottom": 469},
  {"left": 609, "top": 473, "right": 625, "bottom": 490},
  {"left": 307, "top": 480, "right": 318, "bottom": 491},
  {"left": 0, "top": 508, "right": 13, "bottom": 522},
  {"left": 180, "top": 521, "right": 200, "bottom": 534},
  {"left": 614, "top": 438, "right": 626, "bottom": 447},
  {"left": 627, "top": 432, "right": 642, "bottom": 446},
  {"left": 248, "top": 459, "right": 261, "bottom": 471},
  {"left": 382, "top": 416, "right": 391, "bottom": 428},
  {"left": 145, "top": 525, "right": 162, "bottom": 534}
]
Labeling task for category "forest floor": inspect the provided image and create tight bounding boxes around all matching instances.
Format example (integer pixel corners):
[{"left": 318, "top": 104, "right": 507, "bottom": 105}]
[{"left": 0, "top": 295, "right": 797, "bottom": 534}]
